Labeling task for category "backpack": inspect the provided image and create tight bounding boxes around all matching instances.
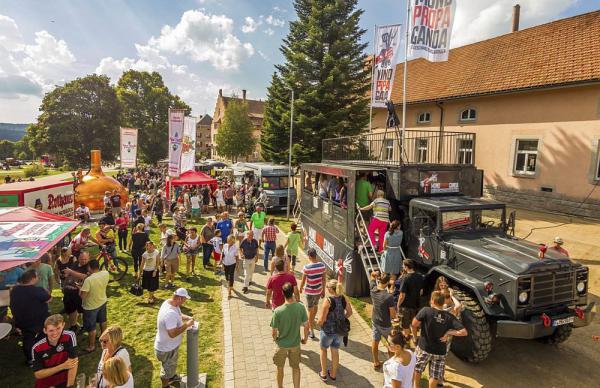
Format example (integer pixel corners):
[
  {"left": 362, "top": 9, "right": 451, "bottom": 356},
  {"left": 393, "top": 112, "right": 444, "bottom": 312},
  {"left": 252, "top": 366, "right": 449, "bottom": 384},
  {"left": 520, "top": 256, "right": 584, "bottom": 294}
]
[{"left": 328, "top": 296, "right": 350, "bottom": 337}]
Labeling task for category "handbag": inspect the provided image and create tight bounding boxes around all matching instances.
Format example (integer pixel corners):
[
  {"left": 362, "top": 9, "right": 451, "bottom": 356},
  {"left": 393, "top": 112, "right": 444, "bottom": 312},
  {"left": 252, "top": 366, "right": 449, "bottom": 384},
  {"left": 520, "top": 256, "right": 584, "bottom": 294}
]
[{"left": 129, "top": 279, "right": 143, "bottom": 296}]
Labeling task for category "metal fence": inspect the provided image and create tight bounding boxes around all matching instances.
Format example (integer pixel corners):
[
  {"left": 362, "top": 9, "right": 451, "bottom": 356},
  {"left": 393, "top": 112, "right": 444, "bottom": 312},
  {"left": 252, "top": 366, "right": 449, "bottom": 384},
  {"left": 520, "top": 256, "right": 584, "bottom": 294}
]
[{"left": 322, "top": 130, "right": 476, "bottom": 166}]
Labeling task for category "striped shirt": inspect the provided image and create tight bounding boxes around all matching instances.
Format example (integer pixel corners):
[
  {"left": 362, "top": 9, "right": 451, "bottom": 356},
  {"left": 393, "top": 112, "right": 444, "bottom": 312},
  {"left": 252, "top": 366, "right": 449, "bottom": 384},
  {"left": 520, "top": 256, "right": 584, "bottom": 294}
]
[
  {"left": 372, "top": 198, "right": 391, "bottom": 222},
  {"left": 262, "top": 225, "right": 279, "bottom": 242},
  {"left": 302, "top": 261, "right": 326, "bottom": 295}
]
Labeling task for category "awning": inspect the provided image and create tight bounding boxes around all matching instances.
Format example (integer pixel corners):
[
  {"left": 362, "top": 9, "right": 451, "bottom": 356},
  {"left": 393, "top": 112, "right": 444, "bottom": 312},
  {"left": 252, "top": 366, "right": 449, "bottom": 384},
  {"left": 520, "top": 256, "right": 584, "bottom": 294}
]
[
  {"left": 169, "top": 170, "right": 218, "bottom": 187},
  {"left": 0, "top": 207, "right": 80, "bottom": 271}
]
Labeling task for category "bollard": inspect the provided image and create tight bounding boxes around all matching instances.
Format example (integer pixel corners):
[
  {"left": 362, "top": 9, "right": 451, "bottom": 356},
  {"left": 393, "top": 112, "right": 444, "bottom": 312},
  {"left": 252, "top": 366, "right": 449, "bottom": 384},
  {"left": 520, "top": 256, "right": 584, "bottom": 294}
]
[{"left": 184, "top": 322, "right": 199, "bottom": 388}]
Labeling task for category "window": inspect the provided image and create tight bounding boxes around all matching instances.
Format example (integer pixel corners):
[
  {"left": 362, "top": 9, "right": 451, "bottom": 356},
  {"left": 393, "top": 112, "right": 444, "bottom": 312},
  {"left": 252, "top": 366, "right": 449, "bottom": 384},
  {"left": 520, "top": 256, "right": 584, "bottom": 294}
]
[
  {"left": 417, "top": 112, "right": 431, "bottom": 124},
  {"left": 416, "top": 138, "right": 428, "bottom": 163},
  {"left": 514, "top": 139, "right": 539, "bottom": 175},
  {"left": 385, "top": 139, "right": 394, "bottom": 161},
  {"left": 460, "top": 108, "right": 477, "bottom": 122},
  {"left": 457, "top": 139, "right": 473, "bottom": 164},
  {"left": 595, "top": 144, "right": 600, "bottom": 180}
]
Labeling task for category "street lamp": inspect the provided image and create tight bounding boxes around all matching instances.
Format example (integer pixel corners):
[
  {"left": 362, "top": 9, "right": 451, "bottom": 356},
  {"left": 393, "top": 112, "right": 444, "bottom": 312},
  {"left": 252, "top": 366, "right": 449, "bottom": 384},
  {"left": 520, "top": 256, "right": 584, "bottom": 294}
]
[{"left": 286, "top": 88, "right": 294, "bottom": 220}]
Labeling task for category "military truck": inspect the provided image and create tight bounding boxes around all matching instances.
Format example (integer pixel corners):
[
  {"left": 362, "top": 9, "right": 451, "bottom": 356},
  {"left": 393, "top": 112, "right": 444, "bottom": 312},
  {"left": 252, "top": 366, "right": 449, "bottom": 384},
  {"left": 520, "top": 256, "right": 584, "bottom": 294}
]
[{"left": 298, "top": 129, "right": 593, "bottom": 362}]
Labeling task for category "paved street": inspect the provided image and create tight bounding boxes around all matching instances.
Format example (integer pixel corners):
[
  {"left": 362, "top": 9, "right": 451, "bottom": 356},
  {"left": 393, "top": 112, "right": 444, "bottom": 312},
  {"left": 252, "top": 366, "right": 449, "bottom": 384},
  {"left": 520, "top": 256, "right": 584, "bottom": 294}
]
[{"left": 222, "top": 235, "right": 385, "bottom": 388}]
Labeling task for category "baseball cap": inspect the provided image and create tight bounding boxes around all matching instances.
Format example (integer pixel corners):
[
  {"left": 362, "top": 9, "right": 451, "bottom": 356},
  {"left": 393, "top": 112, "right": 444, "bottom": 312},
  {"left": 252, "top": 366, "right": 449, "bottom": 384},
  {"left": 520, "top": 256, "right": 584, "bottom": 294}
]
[
  {"left": 307, "top": 248, "right": 317, "bottom": 257},
  {"left": 554, "top": 236, "right": 564, "bottom": 244},
  {"left": 174, "top": 288, "right": 191, "bottom": 300}
]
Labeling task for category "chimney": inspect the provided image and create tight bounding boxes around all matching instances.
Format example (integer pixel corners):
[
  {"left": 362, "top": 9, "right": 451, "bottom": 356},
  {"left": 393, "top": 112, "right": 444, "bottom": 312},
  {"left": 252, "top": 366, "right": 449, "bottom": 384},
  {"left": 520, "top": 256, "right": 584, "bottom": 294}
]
[
  {"left": 218, "top": 89, "right": 222, "bottom": 97},
  {"left": 242, "top": 89, "right": 247, "bottom": 100},
  {"left": 512, "top": 4, "right": 520, "bottom": 32}
]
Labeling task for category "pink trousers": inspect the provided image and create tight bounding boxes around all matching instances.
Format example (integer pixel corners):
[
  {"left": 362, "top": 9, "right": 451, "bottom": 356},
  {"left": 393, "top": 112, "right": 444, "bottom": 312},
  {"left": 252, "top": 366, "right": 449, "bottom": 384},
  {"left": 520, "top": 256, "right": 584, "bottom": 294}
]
[{"left": 367, "top": 217, "right": 389, "bottom": 253}]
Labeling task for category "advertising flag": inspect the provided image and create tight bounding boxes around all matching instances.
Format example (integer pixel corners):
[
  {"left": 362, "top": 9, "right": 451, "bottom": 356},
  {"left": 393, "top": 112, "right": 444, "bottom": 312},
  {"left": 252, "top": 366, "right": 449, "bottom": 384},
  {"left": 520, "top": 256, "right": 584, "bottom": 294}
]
[
  {"left": 168, "top": 109, "right": 185, "bottom": 177},
  {"left": 180, "top": 116, "right": 197, "bottom": 173},
  {"left": 119, "top": 127, "right": 138, "bottom": 168},
  {"left": 372, "top": 24, "right": 402, "bottom": 108},
  {"left": 408, "top": 0, "right": 457, "bottom": 62}
]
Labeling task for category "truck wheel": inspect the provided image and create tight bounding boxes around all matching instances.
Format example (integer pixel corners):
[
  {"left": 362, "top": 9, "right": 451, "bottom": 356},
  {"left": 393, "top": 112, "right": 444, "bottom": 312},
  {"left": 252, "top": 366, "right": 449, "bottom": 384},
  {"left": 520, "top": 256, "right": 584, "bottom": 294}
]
[
  {"left": 450, "top": 289, "right": 493, "bottom": 363},
  {"left": 537, "top": 325, "right": 572, "bottom": 345}
]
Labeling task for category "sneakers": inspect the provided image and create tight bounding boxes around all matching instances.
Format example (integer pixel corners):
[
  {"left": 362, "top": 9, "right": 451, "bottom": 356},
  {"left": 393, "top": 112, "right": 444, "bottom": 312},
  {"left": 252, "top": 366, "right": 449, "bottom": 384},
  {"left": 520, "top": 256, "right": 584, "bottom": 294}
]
[
  {"left": 308, "top": 331, "right": 315, "bottom": 339},
  {"left": 168, "top": 375, "right": 181, "bottom": 386},
  {"left": 242, "top": 287, "right": 249, "bottom": 294}
]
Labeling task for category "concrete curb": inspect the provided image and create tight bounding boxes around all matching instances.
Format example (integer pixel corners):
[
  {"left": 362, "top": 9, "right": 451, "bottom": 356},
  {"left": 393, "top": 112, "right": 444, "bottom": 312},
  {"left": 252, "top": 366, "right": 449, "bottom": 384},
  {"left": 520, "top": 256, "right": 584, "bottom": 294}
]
[{"left": 221, "top": 281, "right": 234, "bottom": 388}]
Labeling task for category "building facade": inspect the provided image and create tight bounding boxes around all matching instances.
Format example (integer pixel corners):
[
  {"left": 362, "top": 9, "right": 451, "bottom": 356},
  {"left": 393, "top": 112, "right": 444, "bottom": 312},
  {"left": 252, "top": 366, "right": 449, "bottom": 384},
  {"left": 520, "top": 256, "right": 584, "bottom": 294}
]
[
  {"left": 211, "top": 89, "right": 264, "bottom": 162},
  {"left": 195, "top": 114, "right": 212, "bottom": 159},
  {"left": 372, "top": 11, "right": 600, "bottom": 218}
]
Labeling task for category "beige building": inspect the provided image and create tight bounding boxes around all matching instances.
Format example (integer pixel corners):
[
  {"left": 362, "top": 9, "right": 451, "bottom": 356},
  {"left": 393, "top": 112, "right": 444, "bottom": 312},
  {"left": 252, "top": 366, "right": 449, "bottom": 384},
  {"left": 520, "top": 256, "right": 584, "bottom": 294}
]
[
  {"left": 371, "top": 10, "right": 600, "bottom": 218},
  {"left": 195, "top": 114, "right": 212, "bottom": 158},
  {"left": 211, "top": 89, "right": 265, "bottom": 162}
]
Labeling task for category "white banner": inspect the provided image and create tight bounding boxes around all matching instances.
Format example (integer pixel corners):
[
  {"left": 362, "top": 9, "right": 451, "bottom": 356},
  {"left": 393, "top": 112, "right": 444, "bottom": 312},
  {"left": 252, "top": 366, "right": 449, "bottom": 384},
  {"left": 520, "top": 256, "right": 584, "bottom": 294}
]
[
  {"left": 168, "top": 109, "right": 185, "bottom": 177},
  {"left": 120, "top": 127, "right": 138, "bottom": 168},
  {"left": 180, "top": 116, "right": 197, "bottom": 173},
  {"left": 408, "top": 0, "right": 456, "bottom": 62},
  {"left": 23, "top": 183, "right": 74, "bottom": 217},
  {"left": 372, "top": 24, "right": 402, "bottom": 108}
]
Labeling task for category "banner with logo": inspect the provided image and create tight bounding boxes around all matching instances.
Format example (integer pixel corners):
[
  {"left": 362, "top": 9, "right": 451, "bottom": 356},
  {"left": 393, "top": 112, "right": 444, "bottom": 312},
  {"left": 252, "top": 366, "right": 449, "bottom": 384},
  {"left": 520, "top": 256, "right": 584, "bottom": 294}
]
[
  {"left": 23, "top": 183, "right": 74, "bottom": 217},
  {"left": 409, "top": 0, "right": 457, "bottom": 62},
  {"left": 180, "top": 116, "right": 197, "bottom": 173},
  {"left": 168, "top": 109, "right": 185, "bottom": 177},
  {"left": 372, "top": 24, "right": 402, "bottom": 108},
  {"left": 120, "top": 127, "right": 138, "bottom": 168}
]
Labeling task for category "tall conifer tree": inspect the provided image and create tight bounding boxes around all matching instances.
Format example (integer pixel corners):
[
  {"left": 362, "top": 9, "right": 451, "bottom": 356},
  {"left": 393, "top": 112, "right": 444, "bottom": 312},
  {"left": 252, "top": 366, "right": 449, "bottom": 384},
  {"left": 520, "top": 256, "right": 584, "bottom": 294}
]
[{"left": 261, "top": 0, "right": 370, "bottom": 165}]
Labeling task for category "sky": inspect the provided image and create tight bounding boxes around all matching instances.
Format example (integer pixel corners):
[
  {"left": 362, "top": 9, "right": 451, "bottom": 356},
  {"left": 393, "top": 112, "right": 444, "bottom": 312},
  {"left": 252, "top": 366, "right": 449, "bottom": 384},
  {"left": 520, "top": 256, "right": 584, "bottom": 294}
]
[{"left": 0, "top": 0, "right": 599, "bottom": 123}]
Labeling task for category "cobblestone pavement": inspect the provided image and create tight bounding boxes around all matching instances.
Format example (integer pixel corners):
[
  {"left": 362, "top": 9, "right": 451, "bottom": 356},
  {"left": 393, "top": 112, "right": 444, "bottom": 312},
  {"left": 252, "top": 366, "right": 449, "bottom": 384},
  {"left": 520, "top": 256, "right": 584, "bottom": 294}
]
[{"left": 222, "top": 235, "right": 385, "bottom": 388}]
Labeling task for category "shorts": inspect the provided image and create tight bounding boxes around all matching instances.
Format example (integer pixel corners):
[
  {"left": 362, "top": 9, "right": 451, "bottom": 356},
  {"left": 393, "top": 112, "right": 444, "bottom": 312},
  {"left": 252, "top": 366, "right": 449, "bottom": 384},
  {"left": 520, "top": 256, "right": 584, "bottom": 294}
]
[
  {"left": 111, "top": 206, "right": 121, "bottom": 215},
  {"left": 400, "top": 307, "right": 417, "bottom": 329},
  {"left": 319, "top": 331, "right": 342, "bottom": 349},
  {"left": 217, "top": 200, "right": 225, "bottom": 207},
  {"left": 225, "top": 198, "right": 233, "bottom": 205},
  {"left": 252, "top": 227, "right": 263, "bottom": 240},
  {"left": 83, "top": 303, "right": 107, "bottom": 332},
  {"left": 155, "top": 347, "right": 180, "bottom": 379},
  {"left": 372, "top": 324, "right": 392, "bottom": 342},
  {"left": 186, "top": 248, "right": 199, "bottom": 256},
  {"left": 306, "top": 294, "right": 321, "bottom": 309},
  {"left": 213, "top": 252, "right": 221, "bottom": 262},
  {"left": 414, "top": 346, "right": 446, "bottom": 381},
  {"left": 165, "top": 259, "right": 179, "bottom": 275},
  {"left": 273, "top": 345, "right": 301, "bottom": 369},
  {"left": 63, "top": 289, "right": 83, "bottom": 314},
  {"left": 191, "top": 208, "right": 200, "bottom": 217}
]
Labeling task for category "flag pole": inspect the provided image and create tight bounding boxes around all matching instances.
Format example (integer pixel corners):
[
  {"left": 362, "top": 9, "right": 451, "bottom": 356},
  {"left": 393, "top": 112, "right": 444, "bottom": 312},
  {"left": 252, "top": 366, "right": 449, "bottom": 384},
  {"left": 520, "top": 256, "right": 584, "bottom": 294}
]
[
  {"left": 369, "top": 24, "right": 377, "bottom": 132},
  {"left": 401, "top": 0, "right": 410, "bottom": 162}
]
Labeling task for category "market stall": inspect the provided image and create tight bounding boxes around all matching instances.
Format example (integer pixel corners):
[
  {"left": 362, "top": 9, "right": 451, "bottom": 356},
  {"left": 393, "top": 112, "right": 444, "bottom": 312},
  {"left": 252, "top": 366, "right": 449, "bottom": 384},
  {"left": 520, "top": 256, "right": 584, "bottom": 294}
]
[
  {"left": 165, "top": 170, "right": 218, "bottom": 201},
  {"left": 0, "top": 207, "right": 80, "bottom": 271},
  {"left": 0, "top": 176, "right": 75, "bottom": 217}
]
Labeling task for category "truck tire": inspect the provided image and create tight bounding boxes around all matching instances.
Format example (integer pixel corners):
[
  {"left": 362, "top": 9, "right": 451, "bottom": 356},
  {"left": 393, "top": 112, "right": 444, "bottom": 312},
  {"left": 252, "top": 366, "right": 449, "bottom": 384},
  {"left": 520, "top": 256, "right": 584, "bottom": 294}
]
[
  {"left": 450, "top": 289, "right": 493, "bottom": 363},
  {"left": 537, "top": 325, "right": 572, "bottom": 345}
]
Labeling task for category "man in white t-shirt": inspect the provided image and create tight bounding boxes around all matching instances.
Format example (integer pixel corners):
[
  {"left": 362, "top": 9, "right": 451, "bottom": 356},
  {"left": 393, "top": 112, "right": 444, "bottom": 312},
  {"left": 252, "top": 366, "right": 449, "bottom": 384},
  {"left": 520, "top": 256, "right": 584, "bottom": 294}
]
[
  {"left": 154, "top": 288, "right": 194, "bottom": 387},
  {"left": 75, "top": 203, "right": 91, "bottom": 223},
  {"left": 214, "top": 187, "right": 225, "bottom": 212},
  {"left": 190, "top": 192, "right": 201, "bottom": 221}
]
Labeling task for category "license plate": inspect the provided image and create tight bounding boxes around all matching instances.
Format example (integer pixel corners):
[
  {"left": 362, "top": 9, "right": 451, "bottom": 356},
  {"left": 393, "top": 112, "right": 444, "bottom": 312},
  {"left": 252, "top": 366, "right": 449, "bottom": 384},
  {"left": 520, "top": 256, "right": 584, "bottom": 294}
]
[{"left": 552, "top": 316, "right": 575, "bottom": 327}]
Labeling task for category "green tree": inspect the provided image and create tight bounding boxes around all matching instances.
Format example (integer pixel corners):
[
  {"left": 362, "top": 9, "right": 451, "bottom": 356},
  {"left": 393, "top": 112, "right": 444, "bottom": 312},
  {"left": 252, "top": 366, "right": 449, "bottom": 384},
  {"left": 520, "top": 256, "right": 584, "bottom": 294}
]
[
  {"left": 116, "top": 70, "right": 190, "bottom": 164},
  {"left": 0, "top": 140, "right": 15, "bottom": 159},
  {"left": 261, "top": 0, "right": 370, "bottom": 165},
  {"left": 32, "top": 74, "right": 121, "bottom": 167},
  {"left": 215, "top": 99, "right": 256, "bottom": 162}
]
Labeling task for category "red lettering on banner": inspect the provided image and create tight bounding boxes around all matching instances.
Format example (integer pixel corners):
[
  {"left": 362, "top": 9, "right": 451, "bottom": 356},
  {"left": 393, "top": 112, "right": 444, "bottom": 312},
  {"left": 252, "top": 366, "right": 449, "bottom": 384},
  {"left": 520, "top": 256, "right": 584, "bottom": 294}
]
[
  {"left": 442, "top": 7, "right": 451, "bottom": 28},
  {"left": 413, "top": 5, "right": 422, "bottom": 24},
  {"left": 47, "top": 193, "right": 74, "bottom": 210},
  {"left": 422, "top": 6, "right": 429, "bottom": 27}
]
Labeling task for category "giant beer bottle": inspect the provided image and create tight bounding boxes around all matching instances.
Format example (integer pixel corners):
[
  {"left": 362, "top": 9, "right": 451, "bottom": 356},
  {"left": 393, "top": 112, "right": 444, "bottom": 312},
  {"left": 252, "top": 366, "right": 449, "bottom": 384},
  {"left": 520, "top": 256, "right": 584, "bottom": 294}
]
[{"left": 74, "top": 150, "right": 128, "bottom": 211}]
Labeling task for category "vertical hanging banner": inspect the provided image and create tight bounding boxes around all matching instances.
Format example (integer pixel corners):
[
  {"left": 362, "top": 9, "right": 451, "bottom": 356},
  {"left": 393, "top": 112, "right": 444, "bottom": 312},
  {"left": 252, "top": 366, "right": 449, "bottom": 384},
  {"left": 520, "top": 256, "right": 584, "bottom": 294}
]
[
  {"left": 119, "top": 127, "right": 138, "bottom": 168},
  {"left": 409, "top": 0, "right": 457, "bottom": 62},
  {"left": 180, "top": 116, "right": 197, "bottom": 173},
  {"left": 372, "top": 24, "right": 402, "bottom": 108},
  {"left": 168, "top": 109, "right": 185, "bottom": 177}
]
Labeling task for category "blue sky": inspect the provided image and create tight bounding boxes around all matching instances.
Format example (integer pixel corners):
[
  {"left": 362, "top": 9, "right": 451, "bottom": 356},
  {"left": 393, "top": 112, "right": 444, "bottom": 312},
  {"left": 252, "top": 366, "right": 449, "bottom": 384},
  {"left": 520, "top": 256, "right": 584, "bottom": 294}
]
[{"left": 1, "top": 0, "right": 599, "bottom": 123}]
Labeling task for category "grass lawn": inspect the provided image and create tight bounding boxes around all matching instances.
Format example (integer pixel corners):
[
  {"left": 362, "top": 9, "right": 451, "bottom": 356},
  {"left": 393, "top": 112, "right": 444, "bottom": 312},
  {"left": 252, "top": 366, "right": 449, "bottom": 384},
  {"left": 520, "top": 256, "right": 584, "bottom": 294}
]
[
  {"left": 0, "top": 167, "right": 64, "bottom": 183},
  {"left": 0, "top": 215, "right": 223, "bottom": 388}
]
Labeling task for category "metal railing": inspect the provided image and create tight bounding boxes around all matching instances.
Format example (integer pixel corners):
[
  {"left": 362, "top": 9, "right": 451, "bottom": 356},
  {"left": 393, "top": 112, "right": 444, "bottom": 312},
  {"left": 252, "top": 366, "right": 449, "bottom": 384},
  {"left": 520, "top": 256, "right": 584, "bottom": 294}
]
[{"left": 322, "top": 130, "right": 476, "bottom": 166}]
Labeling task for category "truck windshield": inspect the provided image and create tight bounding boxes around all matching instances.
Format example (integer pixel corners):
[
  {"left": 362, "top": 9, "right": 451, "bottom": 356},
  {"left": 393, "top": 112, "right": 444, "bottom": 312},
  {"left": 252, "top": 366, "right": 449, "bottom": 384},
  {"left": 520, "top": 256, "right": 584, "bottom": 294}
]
[
  {"left": 261, "top": 176, "right": 289, "bottom": 190},
  {"left": 441, "top": 208, "right": 505, "bottom": 232}
]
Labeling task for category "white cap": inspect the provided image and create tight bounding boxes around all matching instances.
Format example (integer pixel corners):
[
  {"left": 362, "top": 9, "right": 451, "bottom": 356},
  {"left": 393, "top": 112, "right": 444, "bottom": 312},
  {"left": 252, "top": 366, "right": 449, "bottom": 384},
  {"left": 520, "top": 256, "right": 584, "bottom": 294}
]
[
  {"left": 554, "top": 236, "right": 564, "bottom": 244},
  {"left": 174, "top": 288, "right": 191, "bottom": 300},
  {"left": 166, "top": 229, "right": 174, "bottom": 236}
]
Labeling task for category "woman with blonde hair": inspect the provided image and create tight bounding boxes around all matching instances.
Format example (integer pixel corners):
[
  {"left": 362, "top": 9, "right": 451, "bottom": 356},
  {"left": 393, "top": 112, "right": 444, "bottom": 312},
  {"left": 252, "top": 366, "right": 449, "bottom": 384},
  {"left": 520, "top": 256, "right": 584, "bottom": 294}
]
[
  {"left": 96, "top": 326, "right": 131, "bottom": 388},
  {"left": 222, "top": 235, "right": 239, "bottom": 299},
  {"left": 269, "top": 245, "right": 289, "bottom": 275},
  {"left": 359, "top": 189, "right": 391, "bottom": 253},
  {"left": 316, "top": 279, "right": 353, "bottom": 382},
  {"left": 102, "top": 356, "right": 133, "bottom": 387}
]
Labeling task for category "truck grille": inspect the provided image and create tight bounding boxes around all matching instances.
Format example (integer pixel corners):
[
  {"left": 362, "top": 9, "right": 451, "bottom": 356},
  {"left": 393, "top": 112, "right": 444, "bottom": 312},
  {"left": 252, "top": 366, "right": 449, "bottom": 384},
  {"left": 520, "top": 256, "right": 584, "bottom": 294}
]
[{"left": 530, "top": 271, "right": 575, "bottom": 306}]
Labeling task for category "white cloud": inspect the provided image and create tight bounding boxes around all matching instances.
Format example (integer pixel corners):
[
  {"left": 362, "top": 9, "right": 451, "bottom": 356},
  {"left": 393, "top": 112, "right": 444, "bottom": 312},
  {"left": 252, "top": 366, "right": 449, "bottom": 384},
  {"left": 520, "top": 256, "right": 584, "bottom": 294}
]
[
  {"left": 257, "top": 49, "right": 270, "bottom": 61},
  {"left": 147, "top": 9, "right": 254, "bottom": 71},
  {"left": 263, "top": 27, "right": 275, "bottom": 36},
  {"left": 452, "top": 0, "right": 577, "bottom": 48},
  {"left": 265, "top": 15, "right": 285, "bottom": 27},
  {"left": 272, "top": 6, "right": 287, "bottom": 14},
  {"left": 0, "top": 14, "right": 22, "bottom": 50},
  {"left": 242, "top": 16, "right": 260, "bottom": 33}
]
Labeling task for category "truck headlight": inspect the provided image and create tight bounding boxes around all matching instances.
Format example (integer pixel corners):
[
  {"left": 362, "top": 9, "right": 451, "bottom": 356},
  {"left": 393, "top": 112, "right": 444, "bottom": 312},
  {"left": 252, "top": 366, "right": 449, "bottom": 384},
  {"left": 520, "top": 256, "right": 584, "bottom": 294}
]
[
  {"left": 577, "top": 281, "right": 586, "bottom": 293},
  {"left": 518, "top": 291, "right": 529, "bottom": 303}
]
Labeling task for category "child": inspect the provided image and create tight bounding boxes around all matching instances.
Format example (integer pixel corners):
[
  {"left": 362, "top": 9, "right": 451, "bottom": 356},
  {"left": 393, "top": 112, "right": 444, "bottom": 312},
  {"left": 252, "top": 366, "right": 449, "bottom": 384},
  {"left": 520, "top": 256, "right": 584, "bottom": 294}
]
[
  {"left": 184, "top": 227, "right": 200, "bottom": 277},
  {"left": 210, "top": 229, "right": 224, "bottom": 275},
  {"left": 139, "top": 241, "right": 159, "bottom": 303},
  {"left": 284, "top": 223, "right": 303, "bottom": 272},
  {"left": 142, "top": 209, "right": 152, "bottom": 235}
]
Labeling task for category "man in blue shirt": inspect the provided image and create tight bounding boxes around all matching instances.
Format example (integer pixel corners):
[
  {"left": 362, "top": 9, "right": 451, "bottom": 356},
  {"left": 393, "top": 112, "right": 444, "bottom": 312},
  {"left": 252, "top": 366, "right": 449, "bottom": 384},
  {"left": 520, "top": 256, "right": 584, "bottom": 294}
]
[
  {"left": 216, "top": 212, "right": 233, "bottom": 242},
  {"left": 0, "top": 265, "right": 24, "bottom": 289}
]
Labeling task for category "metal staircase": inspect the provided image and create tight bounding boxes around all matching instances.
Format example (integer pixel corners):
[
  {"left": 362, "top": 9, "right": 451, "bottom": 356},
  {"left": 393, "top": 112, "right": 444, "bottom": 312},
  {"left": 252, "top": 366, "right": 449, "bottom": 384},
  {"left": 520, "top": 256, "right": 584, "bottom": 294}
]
[
  {"left": 292, "top": 197, "right": 303, "bottom": 229},
  {"left": 355, "top": 204, "right": 382, "bottom": 279}
]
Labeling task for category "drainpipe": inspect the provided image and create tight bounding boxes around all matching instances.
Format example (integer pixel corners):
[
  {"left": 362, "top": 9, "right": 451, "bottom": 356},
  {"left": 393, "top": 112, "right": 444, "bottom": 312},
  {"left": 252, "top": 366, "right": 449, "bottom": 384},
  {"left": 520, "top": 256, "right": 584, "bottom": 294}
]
[{"left": 436, "top": 101, "right": 445, "bottom": 163}]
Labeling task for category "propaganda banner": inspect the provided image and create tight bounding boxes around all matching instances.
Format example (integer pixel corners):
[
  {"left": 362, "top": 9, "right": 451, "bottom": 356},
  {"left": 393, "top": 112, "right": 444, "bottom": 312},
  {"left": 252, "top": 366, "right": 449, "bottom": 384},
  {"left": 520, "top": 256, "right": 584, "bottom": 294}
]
[
  {"left": 409, "top": 0, "right": 457, "bottom": 62},
  {"left": 180, "top": 116, "right": 197, "bottom": 173},
  {"left": 168, "top": 109, "right": 185, "bottom": 177},
  {"left": 120, "top": 127, "right": 138, "bottom": 168},
  {"left": 372, "top": 24, "right": 402, "bottom": 108}
]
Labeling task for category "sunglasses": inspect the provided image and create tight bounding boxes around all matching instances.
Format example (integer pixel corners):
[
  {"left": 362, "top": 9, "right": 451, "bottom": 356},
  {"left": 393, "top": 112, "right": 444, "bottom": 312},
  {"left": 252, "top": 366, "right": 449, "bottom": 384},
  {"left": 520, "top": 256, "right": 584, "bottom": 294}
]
[{"left": 100, "top": 339, "right": 109, "bottom": 344}]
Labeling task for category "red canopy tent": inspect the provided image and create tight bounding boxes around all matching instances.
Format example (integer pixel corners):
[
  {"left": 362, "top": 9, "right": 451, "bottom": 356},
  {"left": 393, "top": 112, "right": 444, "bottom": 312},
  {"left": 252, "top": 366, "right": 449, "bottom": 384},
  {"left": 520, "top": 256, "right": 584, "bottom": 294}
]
[
  {"left": 0, "top": 207, "right": 80, "bottom": 271},
  {"left": 166, "top": 170, "right": 218, "bottom": 200}
]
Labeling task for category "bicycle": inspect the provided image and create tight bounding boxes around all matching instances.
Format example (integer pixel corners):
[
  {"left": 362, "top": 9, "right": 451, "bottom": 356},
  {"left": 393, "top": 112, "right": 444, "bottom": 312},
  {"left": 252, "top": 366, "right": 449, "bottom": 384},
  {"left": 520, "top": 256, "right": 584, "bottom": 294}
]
[{"left": 96, "top": 246, "right": 128, "bottom": 282}]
